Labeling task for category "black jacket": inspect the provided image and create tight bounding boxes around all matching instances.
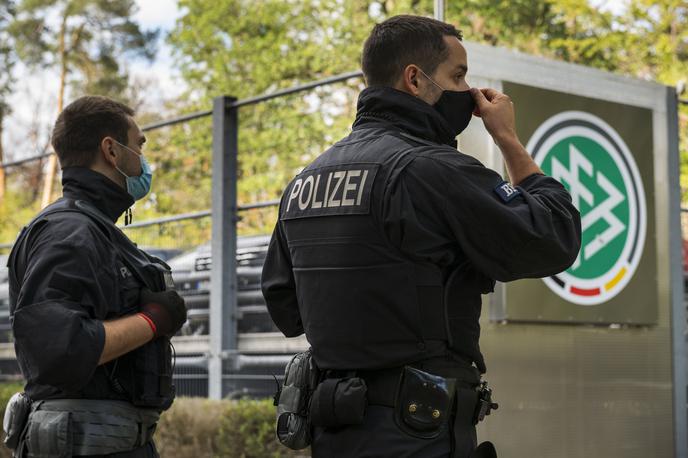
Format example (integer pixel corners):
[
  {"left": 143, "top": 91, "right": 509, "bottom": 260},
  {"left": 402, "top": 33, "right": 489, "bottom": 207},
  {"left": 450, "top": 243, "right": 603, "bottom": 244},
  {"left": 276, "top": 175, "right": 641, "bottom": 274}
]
[
  {"left": 262, "top": 87, "right": 582, "bottom": 372},
  {"left": 8, "top": 167, "right": 148, "bottom": 401}
]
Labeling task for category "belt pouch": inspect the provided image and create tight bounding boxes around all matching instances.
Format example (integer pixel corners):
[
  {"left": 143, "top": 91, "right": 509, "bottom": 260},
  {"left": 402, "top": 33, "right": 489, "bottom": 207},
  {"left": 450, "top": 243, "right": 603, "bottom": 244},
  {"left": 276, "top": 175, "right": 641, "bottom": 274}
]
[
  {"left": 309, "top": 377, "right": 367, "bottom": 428},
  {"left": 3, "top": 392, "right": 31, "bottom": 450},
  {"left": 394, "top": 366, "right": 456, "bottom": 439},
  {"left": 24, "top": 410, "right": 72, "bottom": 458},
  {"left": 276, "top": 349, "right": 318, "bottom": 450}
]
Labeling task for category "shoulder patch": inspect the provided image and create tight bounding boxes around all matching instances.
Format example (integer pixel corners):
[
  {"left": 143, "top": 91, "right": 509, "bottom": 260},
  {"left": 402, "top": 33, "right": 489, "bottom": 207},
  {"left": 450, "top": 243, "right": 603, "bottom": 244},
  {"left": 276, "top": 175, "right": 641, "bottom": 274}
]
[
  {"left": 281, "top": 163, "right": 379, "bottom": 220},
  {"left": 494, "top": 181, "right": 521, "bottom": 203}
]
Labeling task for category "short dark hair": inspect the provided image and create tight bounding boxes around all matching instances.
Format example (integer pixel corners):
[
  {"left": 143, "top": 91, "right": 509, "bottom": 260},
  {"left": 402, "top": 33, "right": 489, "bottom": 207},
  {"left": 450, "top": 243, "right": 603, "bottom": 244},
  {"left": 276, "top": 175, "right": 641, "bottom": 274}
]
[
  {"left": 361, "top": 15, "right": 463, "bottom": 87},
  {"left": 51, "top": 95, "right": 135, "bottom": 168}
]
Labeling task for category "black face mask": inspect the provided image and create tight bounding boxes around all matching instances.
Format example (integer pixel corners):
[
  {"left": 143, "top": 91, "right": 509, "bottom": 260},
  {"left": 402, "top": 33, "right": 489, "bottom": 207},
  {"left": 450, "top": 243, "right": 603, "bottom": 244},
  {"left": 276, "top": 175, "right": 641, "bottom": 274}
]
[
  {"left": 432, "top": 90, "right": 475, "bottom": 138},
  {"left": 419, "top": 68, "right": 475, "bottom": 138}
]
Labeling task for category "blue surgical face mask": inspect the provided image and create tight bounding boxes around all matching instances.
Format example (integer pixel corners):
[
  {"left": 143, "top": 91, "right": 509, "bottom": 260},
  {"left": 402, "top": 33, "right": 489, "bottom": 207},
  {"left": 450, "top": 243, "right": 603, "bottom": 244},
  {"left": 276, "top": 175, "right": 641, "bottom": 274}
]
[{"left": 113, "top": 140, "right": 153, "bottom": 201}]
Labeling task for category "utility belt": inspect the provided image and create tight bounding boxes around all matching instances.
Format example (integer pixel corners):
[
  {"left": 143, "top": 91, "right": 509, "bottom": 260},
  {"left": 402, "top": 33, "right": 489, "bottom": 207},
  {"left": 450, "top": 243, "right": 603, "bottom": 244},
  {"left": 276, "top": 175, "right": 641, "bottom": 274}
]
[
  {"left": 274, "top": 350, "right": 498, "bottom": 451},
  {"left": 4, "top": 395, "right": 160, "bottom": 457}
]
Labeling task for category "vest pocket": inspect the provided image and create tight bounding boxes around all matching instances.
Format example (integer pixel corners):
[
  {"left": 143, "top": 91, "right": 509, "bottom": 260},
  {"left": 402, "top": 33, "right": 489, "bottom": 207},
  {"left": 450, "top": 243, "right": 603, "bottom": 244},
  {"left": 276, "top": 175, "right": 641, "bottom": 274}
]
[
  {"left": 132, "top": 338, "right": 175, "bottom": 409},
  {"left": 115, "top": 338, "right": 175, "bottom": 410}
]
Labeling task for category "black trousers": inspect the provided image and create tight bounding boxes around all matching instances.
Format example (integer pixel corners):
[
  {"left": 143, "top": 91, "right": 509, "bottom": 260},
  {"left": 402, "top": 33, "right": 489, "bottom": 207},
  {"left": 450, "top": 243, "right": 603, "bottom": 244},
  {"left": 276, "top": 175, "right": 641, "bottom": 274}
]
[
  {"left": 311, "top": 358, "right": 481, "bottom": 458},
  {"left": 311, "top": 391, "right": 478, "bottom": 458}
]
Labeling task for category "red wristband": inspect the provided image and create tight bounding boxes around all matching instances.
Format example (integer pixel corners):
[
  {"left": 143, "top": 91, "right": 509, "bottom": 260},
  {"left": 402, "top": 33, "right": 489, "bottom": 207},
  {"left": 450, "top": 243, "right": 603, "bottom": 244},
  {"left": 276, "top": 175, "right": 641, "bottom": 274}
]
[{"left": 137, "top": 312, "right": 157, "bottom": 336}]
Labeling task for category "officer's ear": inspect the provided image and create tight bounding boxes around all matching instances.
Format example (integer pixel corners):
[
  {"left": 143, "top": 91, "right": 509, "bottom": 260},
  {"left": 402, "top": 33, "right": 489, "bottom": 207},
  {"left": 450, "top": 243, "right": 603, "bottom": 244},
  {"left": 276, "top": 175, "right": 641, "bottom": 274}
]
[
  {"left": 399, "top": 65, "right": 422, "bottom": 97},
  {"left": 100, "top": 136, "right": 118, "bottom": 167}
]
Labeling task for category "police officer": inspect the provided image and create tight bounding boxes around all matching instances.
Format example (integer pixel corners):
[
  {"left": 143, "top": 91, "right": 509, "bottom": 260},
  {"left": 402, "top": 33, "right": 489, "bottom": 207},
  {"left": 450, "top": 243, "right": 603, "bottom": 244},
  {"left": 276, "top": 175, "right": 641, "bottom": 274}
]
[
  {"left": 5, "top": 96, "right": 187, "bottom": 457},
  {"left": 262, "top": 15, "right": 582, "bottom": 458}
]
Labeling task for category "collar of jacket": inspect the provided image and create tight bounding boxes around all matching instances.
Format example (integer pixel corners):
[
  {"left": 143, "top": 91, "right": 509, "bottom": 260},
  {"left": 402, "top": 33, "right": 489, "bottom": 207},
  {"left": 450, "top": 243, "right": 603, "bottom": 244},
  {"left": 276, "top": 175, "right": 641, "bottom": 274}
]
[
  {"left": 352, "top": 86, "right": 458, "bottom": 147},
  {"left": 61, "top": 167, "right": 134, "bottom": 223}
]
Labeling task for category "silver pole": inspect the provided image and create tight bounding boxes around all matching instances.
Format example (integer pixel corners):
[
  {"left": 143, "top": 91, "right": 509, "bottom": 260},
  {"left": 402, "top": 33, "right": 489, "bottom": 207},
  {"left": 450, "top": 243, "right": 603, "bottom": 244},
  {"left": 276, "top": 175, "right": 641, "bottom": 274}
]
[
  {"left": 208, "top": 96, "right": 238, "bottom": 400},
  {"left": 434, "top": 0, "right": 445, "bottom": 21}
]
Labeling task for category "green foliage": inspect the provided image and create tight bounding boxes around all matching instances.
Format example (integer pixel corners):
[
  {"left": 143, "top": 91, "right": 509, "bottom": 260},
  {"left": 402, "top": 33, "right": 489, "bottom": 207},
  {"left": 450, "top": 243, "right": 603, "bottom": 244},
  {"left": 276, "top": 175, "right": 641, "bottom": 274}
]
[
  {"left": 0, "top": 0, "right": 16, "bottom": 117},
  {"left": 7, "top": 0, "right": 158, "bottom": 103},
  {"left": 215, "top": 398, "right": 306, "bottom": 458},
  {"left": 147, "top": 397, "right": 307, "bottom": 458},
  {"left": 155, "top": 397, "right": 229, "bottom": 457},
  {"left": 161, "top": 0, "right": 373, "bottom": 234},
  {"left": 0, "top": 182, "right": 41, "bottom": 243}
]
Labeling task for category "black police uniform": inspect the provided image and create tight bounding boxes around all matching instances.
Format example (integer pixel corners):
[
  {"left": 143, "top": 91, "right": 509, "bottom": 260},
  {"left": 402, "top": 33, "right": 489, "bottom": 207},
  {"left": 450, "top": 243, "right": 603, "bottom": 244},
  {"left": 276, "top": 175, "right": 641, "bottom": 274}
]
[
  {"left": 262, "top": 86, "right": 582, "bottom": 457},
  {"left": 7, "top": 167, "right": 175, "bottom": 457}
]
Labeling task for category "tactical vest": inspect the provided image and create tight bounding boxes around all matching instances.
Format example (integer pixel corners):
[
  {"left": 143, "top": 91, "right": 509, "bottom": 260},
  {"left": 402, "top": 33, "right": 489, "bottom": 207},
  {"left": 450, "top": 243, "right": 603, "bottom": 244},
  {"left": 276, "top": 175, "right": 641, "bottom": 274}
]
[
  {"left": 10, "top": 198, "right": 176, "bottom": 410},
  {"left": 279, "top": 126, "right": 493, "bottom": 373}
]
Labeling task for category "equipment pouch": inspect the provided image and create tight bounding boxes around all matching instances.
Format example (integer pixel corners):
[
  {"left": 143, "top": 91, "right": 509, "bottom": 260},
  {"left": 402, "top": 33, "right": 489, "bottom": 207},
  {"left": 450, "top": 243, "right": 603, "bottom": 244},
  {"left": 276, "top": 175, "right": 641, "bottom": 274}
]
[
  {"left": 116, "top": 337, "right": 175, "bottom": 411},
  {"left": 275, "top": 349, "right": 319, "bottom": 450},
  {"left": 309, "top": 377, "right": 367, "bottom": 428},
  {"left": 3, "top": 392, "right": 30, "bottom": 450},
  {"left": 394, "top": 366, "right": 456, "bottom": 439},
  {"left": 24, "top": 410, "right": 73, "bottom": 458}
]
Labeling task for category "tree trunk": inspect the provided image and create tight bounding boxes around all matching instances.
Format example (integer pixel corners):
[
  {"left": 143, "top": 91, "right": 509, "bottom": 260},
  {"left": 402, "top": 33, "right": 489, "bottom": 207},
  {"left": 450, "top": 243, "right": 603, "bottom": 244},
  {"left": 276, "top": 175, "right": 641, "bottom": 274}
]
[
  {"left": 0, "top": 112, "right": 5, "bottom": 204},
  {"left": 40, "top": 11, "right": 69, "bottom": 209}
]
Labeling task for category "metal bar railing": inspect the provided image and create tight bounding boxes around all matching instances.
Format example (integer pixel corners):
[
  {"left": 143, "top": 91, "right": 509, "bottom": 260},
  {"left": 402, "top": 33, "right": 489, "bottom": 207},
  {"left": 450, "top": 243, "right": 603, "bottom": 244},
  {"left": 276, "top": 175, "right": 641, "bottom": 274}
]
[
  {"left": 119, "top": 200, "right": 280, "bottom": 230},
  {"left": 123, "top": 210, "right": 212, "bottom": 229},
  {"left": 1, "top": 152, "right": 53, "bottom": 169},
  {"left": 232, "top": 71, "right": 364, "bottom": 108},
  {"left": 141, "top": 109, "right": 213, "bottom": 132},
  {"left": 239, "top": 199, "right": 280, "bottom": 211}
]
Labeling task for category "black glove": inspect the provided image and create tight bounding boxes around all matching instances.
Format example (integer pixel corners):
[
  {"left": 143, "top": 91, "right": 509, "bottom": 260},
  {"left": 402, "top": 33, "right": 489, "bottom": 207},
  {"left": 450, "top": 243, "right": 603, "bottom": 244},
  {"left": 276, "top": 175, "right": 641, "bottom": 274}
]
[{"left": 139, "top": 288, "right": 187, "bottom": 338}]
